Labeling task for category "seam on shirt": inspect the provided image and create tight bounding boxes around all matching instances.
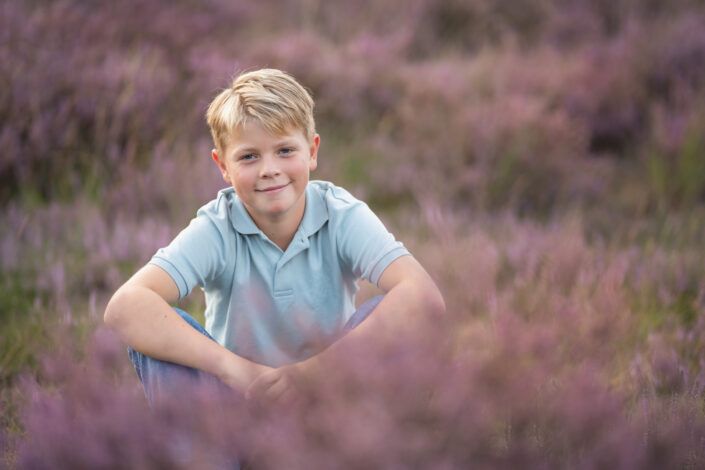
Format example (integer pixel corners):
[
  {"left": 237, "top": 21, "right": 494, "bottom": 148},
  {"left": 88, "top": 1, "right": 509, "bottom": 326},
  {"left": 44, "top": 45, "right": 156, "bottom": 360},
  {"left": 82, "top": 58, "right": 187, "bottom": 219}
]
[
  {"left": 327, "top": 184, "right": 362, "bottom": 206},
  {"left": 273, "top": 288, "right": 294, "bottom": 298},
  {"left": 369, "top": 247, "right": 410, "bottom": 286},
  {"left": 149, "top": 257, "right": 190, "bottom": 299}
]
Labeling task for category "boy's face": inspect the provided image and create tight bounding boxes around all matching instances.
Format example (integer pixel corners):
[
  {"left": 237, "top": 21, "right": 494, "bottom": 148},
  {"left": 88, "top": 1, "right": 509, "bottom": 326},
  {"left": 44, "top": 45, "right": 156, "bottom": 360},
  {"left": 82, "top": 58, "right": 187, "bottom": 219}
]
[{"left": 212, "top": 122, "right": 319, "bottom": 229}]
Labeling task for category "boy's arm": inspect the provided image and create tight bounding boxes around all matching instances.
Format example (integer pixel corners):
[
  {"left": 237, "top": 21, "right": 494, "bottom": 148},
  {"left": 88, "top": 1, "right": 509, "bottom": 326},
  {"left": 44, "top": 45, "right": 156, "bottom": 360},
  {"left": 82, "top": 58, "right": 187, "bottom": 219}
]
[
  {"left": 247, "top": 254, "right": 444, "bottom": 403},
  {"left": 104, "top": 264, "right": 271, "bottom": 392},
  {"left": 347, "top": 253, "right": 446, "bottom": 333},
  {"left": 369, "top": 253, "right": 445, "bottom": 318}
]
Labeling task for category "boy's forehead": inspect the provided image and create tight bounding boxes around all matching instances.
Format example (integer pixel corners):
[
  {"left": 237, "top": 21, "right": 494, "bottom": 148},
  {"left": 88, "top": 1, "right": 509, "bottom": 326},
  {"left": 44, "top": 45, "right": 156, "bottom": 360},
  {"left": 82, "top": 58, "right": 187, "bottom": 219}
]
[{"left": 225, "top": 122, "right": 308, "bottom": 149}]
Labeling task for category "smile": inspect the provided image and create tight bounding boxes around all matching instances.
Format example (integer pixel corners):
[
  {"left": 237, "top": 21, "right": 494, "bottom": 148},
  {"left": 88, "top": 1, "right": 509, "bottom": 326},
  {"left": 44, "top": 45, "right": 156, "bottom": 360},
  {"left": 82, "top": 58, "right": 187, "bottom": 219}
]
[{"left": 256, "top": 183, "right": 290, "bottom": 194}]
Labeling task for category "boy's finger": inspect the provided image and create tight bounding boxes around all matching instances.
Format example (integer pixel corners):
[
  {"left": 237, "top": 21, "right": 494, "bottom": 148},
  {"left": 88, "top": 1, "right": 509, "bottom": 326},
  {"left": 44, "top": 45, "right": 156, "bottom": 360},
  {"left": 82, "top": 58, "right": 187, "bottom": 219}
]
[
  {"left": 247, "top": 370, "right": 283, "bottom": 398},
  {"left": 262, "top": 375, "right": 289, "bottom": 400}
]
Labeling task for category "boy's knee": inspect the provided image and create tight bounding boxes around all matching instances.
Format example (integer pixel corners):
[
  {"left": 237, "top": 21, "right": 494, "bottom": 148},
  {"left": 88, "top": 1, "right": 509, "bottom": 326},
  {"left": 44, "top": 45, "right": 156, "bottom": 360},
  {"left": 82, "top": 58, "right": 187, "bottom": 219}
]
[{"left": 344, "top": 294, "right": 384, "bottom": 332}]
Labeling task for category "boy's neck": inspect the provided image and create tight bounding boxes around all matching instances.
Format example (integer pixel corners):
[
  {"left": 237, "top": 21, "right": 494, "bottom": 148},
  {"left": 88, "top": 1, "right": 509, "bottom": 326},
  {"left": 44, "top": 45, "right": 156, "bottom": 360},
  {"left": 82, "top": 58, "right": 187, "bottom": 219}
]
[
  {"left": 247, "top": 197, "right": 306, "bottom": 252},
  {"left": 264, "top": 224, "right": 298, "bottom": 252}
]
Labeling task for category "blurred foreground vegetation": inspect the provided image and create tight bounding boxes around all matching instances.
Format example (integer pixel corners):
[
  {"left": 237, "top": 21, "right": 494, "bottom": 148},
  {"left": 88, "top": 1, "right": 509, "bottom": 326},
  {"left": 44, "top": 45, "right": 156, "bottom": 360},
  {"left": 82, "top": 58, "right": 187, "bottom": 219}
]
[{"left": 2, "top": 0, "right": 705, "bottom": 468}]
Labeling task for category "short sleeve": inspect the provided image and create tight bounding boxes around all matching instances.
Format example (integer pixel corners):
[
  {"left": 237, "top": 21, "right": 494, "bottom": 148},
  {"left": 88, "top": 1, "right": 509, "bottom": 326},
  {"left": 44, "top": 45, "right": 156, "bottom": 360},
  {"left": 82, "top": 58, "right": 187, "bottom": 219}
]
[
  {"left": 149, "top": 214, "right": 229, "bottom": 299},
  {"left": 336, "top": 202, "right": 409, "bottom": 286}
]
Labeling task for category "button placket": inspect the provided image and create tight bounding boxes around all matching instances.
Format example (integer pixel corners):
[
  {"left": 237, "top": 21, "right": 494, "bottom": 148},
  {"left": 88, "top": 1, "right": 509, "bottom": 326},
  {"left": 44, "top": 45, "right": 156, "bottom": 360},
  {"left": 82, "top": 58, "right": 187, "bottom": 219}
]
[
  {"left": 273, "top": 261, "right": 294, "bottom": 297},
  {"left": 272, "top": 236, "right": 309, "bottom": 297}
]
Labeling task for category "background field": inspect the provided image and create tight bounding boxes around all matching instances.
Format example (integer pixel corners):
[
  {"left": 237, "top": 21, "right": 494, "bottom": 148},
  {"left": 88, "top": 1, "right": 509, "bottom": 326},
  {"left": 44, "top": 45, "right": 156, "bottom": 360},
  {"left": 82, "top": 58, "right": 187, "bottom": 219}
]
[{"left": 2, "top": 0, "right": 705, "bottom": 468}]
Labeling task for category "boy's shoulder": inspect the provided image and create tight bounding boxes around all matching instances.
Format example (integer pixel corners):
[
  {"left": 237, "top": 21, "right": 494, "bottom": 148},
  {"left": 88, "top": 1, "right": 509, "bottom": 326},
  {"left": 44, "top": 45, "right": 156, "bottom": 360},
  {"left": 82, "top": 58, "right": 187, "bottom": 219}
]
[
  {"left": 308, "top": 180, "right": 381, "bottom": 230},
  {"left": 308, "top": 180, "right": 365, "bottom": 213},
  {"left": 198, "top": 186, "right": 237, "bottom": 216},
  {"left": 194, "top": 187, "right": 235, "bottom": 225},
  {"left": 193, "top": 186, "right": 259, "bottom": 235}
]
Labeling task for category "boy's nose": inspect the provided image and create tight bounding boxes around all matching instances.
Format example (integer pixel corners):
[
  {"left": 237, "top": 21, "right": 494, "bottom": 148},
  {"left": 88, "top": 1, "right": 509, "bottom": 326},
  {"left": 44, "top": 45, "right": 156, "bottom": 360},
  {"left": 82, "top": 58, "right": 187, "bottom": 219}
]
[{"left": 260, "top": 155, "right": 281, "bottom": 177}]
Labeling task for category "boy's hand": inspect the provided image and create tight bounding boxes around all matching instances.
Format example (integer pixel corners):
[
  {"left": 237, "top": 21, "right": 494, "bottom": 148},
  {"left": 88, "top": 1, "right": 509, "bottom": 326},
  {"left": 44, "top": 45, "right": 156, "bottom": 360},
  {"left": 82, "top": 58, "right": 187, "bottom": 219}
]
[
  {"left": 245, "top": 364, "right": 302, "bottom": 406},
  {"left": 214, "top": 353, "right": 274, "bottom": 395}
]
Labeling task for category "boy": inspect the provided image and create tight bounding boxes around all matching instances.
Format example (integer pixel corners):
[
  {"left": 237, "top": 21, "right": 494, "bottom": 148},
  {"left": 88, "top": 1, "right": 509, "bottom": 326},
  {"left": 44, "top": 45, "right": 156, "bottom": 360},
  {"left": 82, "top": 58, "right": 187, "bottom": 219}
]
[{"left": 104, "top": 68, "right": 445, "bottom": 406}]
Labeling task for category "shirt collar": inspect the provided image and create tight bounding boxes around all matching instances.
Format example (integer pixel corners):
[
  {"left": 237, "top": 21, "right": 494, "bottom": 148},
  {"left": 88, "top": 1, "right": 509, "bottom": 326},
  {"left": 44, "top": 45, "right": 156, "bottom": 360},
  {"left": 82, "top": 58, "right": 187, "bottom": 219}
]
[
  {"left": 226, "top": 183, "right": 329, "bottom": 237},
  {"left": 216, "top": 187, "right": 259, "bottom": 235},
  {"left": 299, "top": 183, "right": 329, "bottom": 237}
]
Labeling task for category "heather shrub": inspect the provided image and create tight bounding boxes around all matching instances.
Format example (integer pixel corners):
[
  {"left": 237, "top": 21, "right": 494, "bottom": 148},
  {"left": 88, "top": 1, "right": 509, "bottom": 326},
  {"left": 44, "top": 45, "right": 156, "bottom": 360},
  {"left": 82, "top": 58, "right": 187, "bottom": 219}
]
[
  {"left": 558, "top": 12, "right": 705, "bottom": 212},
  {"left": 0, "top": 192, "right": 187, "bottom": 388},
  {"left": 562, "top": 12, "right": 705, "bottom": 159},
  {"left": 4, "top": 206, "right": 705, "bottom": 468},
  {"left": 645, "top": 108, "right": 705, "bottom": 209},
  {"left": 0, "top": 0, "right": 253, "bottom": 205},
  {"left": 1, "top": 1, "right": 173, "bottom": 202},
  {"left": 11, "top": 327, "right": 245, "bottom": 470},
  {"left": 4, "top": 0, "right": 705, "bottom": 214},
  {"left": 408, "top": 0, "right": 552, "bottom": 55},
  {"left": 8, "top": 231, "right": 705, "bottom": 469},
  {"left": 5, "top": 1, "right": 705, "bottom": 468},
  {"left": 359, "top": 52, "right": 609, "bottom": 214}
]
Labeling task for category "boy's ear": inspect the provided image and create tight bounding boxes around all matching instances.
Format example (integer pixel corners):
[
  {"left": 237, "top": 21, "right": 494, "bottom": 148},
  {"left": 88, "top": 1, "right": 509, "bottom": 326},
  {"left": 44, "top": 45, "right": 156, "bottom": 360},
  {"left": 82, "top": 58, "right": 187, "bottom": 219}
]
[
  {"left": 309, "top": 134, "right": 320, "bottom": 171},
  {"left": 211, "top": 149, "right": 232, "bottom": 184}
]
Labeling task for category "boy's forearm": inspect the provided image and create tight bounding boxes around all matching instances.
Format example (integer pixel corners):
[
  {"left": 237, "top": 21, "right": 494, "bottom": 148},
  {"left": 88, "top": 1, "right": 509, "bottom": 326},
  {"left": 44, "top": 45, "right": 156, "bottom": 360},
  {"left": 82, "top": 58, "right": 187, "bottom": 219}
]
[
  {"left": 296, "top": 280, "right": 445, "bottom": 374},
  {"left": 249, "top": 282, "right": 443, "bottom": 403},
  {"left": 104, "top": 286, "right": 268, "bottom": 391}
]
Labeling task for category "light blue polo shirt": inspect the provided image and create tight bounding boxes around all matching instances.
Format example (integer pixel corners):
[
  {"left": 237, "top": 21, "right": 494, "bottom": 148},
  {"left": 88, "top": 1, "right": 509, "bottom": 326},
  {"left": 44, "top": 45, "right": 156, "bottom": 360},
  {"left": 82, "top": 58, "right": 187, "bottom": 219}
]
[{"left": 150, "top": 180, "right": 409, "bottom": 367}]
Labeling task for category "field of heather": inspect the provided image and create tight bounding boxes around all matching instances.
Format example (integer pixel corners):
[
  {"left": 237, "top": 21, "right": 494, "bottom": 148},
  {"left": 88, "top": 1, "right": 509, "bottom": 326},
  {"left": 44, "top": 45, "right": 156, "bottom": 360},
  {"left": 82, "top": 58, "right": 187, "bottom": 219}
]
[{"left": 3, "top": 1, "right": 705, "bottom": 468}]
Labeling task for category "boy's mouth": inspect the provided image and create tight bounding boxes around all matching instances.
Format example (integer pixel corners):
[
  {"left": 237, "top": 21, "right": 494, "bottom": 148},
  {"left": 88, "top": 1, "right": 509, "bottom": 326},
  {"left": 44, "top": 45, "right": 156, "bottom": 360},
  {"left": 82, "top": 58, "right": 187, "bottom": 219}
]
[{"left": 257, "top": 183, "right": 290, "bottom": 193}]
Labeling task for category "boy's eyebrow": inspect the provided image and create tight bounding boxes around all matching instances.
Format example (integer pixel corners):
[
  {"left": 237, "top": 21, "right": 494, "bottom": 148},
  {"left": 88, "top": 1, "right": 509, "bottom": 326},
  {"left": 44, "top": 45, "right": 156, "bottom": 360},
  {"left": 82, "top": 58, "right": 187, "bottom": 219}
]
[
  {"left": 231, "top": 138, "right": 299, "bottom": 154},
  {"left": 231, "top": 145, "right": 259, "bottom": 154}
]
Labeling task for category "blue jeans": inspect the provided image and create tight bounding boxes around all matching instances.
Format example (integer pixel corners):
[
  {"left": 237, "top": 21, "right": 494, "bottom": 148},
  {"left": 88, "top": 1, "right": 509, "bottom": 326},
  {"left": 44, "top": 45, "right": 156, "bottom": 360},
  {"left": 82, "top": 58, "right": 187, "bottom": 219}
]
[
  {"left": 128, "top": 296, "right": 383, "bottom": 468},
  {"left": 128, "top": 295, "right": 384, "bottom": 407}
]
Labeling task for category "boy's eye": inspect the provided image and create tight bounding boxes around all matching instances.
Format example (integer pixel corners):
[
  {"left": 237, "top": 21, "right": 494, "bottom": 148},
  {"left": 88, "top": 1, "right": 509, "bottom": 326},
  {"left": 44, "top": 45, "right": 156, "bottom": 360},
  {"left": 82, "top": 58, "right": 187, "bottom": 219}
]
[
  {"left": 279, "top": 147, "right": 294, "bottom": 155},
  {"left": 239, "top": 153, "right": 257, "bottom": 161}
]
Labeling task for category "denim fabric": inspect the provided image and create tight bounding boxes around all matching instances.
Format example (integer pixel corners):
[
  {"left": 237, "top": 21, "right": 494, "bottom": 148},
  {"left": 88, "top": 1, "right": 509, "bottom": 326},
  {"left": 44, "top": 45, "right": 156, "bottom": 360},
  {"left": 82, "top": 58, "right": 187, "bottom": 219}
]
[
  {"left": 343, "top": 294, "right": 384, "bottom": 332},
  {"left": 127, "top": 307, "right": 232, "bottom": 408},
  {"left": 127, "top": 295, "right": 384, "bottom": 470},
  {"left": 128, "top": 295, "right": 384, "bottom": 407}
]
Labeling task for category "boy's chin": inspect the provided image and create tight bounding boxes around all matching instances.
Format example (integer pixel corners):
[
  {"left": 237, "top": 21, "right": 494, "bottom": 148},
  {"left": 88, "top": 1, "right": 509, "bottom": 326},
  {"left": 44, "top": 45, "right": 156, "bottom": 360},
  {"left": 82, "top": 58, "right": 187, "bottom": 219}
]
[{"left": 256, "top": 203, "right": 293, "bottom": 216}]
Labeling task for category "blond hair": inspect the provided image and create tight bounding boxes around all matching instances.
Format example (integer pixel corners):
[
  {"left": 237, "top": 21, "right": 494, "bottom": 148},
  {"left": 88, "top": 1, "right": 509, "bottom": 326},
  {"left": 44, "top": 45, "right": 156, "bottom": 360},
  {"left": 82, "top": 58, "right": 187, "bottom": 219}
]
[{"left": 206, "top": 68, "right": 316, "bottom": 153}]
